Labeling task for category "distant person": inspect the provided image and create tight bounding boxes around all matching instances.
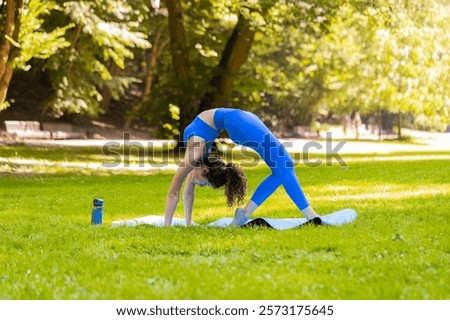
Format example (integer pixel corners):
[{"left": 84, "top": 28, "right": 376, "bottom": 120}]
[
  {"left": 164, "top": 108, "right": 322, "bottom": 227},
  {"left": 342, "top": 114, "right": 351, "bottom": 136},
  {"left": 351, "top": 111, "right": 362, "bottom": 139}
]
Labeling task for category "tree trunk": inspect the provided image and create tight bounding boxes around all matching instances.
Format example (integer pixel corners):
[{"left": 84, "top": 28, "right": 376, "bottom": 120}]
[
  {"left": 397, "top": 112, "right": 402, "bottom": 140},
  {"left": 0, "top": 0, "right": 23, "bottom": 107},
  {"left": 39, "top": 94, "right": 57, "bottom": 128},
  {"left": 199, "top": 15, "right": 256, "bottom": 112},
  {"left": 144, "top": 30, "right": 170, "bottom": 99},
  {"left": 378, "top": 108, "right": 383, "bottom": 141},
  {"left": 166, "top": 0, "right": 195, "bottom": 139},
  {"left": 123, "top": 30, "right": 169, "bottom": 130}
]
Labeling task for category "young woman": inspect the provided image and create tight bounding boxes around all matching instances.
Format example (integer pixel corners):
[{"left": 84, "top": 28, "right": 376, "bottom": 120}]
[{"left": 164, "top": 108, "right": 322, "bottom": 227}]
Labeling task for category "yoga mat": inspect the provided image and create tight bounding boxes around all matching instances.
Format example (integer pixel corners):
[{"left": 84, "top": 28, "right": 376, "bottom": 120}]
[{"left": 112, "top": 208, "right": 357, "bottom": 230}]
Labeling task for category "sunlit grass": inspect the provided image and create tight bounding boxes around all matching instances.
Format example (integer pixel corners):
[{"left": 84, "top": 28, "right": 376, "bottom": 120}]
[
  {"left": 0, "top": 147, "right": 448, "bottom": 299},
  {"left": 1, "top": 144, "right": 449, "bottom": 174}
]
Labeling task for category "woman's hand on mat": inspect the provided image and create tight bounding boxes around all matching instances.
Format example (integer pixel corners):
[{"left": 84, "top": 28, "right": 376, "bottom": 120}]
[{"left": 229, "top": 207, "right": 249, "bottom": 227}]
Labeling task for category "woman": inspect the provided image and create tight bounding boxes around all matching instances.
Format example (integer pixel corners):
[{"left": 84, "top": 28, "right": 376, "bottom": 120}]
[{"left": 164, "top": 108, "right": 322, "bottom": 227}]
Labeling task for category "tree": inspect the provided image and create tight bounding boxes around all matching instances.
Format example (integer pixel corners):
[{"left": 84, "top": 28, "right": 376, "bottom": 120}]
[
  {"left": 0, "top": 0, "right": 22, "bottom": 109},
  {"left": 308, "top": 0, "right": 450, "bottom": 138},
  {"left": 151, "top": 0, "right": 345, "bottom": 137},
  {"left": 0, "top": 0, "right": 74, "bottom": 110},
  {"left": 123, "top": 3, "right": 170, "bottom": 130},
  {"left": 5, "top": 0, "right": 447, "bottom": 139},
  {"left": 198, "top": 13, "right": 256, "bottom": 112},
  {"left": 165, "top": 0, "right": 194, "bottom": 135},
  {"left": 40, "top": 0, "right": 150, "bottom": 120},
  {"left": 164, "top": 1, "right": 283, "bottom": 137},
  {"left": 236, "top": 0, "right": 342, "bottom": 128}
]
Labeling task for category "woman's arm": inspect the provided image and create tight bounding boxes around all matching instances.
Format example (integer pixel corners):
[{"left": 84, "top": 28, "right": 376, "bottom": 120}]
[
  {"left": 183, "top": 173, "right": 195, "bottom": 226},
  {"left": 164, "top": 137, "right": 206, "bottom": 226}
]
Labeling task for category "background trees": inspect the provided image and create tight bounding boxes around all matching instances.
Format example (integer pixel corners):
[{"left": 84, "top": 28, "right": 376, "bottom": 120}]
[
  {"left": 0, "top": 0, "right": 72, "bottom": 110},
  {"left": 1, "top": 0, "right": 449, "bottom": 138},
  {"left": 314, "top": 0, "right": 450, "bottom": 137}
]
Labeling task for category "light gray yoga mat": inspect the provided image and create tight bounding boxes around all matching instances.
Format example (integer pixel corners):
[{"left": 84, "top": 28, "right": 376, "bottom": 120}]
[{"left": 112, "top": 208, "right": 357, "bottom": 230}]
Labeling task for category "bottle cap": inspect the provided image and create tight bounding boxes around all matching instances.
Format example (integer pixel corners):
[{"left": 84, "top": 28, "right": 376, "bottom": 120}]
[{"left": 93, "top": 198, "right": 104, "bottom": 206}]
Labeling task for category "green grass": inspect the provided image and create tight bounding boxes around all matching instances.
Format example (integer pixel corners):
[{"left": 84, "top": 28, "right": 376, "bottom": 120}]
[{"left": 0, "top": 146, "right": 449, "bottom": 299}]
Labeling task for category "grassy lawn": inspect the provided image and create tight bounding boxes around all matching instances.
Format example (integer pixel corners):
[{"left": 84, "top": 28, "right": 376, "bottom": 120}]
[{"left": 0, "top": 145, "right": 449, "bottom": 299}]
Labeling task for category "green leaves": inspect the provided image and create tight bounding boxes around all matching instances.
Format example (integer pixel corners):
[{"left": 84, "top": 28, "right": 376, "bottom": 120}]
[
  {"left": 14, "top": 0, "right": 73, "bottom": 70},
  {"left": 63, "top": 1, "right": 149, "bottom": 68},
  {"left": 315, "top": 0, "right": 450, "bottom": 126},
  {"left": 2, "top": 0, "right": 448, "bottom": 132},
  {"left": 43, "top": 0, "right": 151, "bottom": 116},
  {"left": 0, "top": 101, "right": 11, "bottom": 111}
]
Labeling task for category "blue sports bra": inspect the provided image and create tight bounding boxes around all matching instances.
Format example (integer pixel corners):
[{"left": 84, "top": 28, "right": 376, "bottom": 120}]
[{"left": 183, "top": 114, "right": 221, "bottom": 147}]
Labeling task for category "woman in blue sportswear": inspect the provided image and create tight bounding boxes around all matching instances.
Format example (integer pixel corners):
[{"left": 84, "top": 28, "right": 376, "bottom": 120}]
[{"left": 164, "top": 108, "right": 322, "bottom": 227}]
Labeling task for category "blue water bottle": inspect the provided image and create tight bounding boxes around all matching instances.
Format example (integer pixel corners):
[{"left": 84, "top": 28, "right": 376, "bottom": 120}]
[{"left": 91, "top": 198, "right": 104, "bottom": 225}]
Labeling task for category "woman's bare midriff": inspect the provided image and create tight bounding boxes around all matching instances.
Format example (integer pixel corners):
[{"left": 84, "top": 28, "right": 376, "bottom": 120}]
[{"left": 197, "top": 108, "right": 218, "bottom": 130}]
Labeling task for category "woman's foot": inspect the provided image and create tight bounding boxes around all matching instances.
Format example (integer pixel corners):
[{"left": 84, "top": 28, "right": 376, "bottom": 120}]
[
  {"left": 302, "top": 205, "right": 320, "bottom": 220},
  {"left": 229, "top": 207, "right": 249, "bottom": 226}
]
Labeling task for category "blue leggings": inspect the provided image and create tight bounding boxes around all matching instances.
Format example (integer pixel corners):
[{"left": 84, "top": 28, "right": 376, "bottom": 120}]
[
  {"left": 214, "top": 108, "right": 309, "bottom": 210},
  {"left": 250, "top": 167, "right": 309, "bottom": 210}
]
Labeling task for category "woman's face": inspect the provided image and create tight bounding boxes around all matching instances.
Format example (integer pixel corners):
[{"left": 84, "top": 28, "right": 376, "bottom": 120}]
[{"left": 190, "top": 166, "right": 211, "bottom": 187}]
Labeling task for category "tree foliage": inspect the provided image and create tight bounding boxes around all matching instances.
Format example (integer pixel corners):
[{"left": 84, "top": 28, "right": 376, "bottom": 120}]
[
  {"left": 314, "top": 0, "right": 450, "bottom": 131},
  {"left": 1, "top": 0, "right": 449, "bottom": 135},
  {"left": 14, "top": 0, "right": 73, "bottom": 70},
  {"left": 43, "top": 0, "right": 150, "bottom": 116}
]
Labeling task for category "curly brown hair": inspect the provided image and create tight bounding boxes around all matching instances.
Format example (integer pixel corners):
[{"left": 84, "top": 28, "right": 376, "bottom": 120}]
[{"left": 200, "top": 155, "right": 247, "bottom": 206}]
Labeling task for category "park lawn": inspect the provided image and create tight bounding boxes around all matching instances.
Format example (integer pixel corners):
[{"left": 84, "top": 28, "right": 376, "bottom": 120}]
[
  {"left": 0, "top": 152, "right": 449, "bottom": 299},
  {"left": 2, "top": 144, "right": 450, "bottom": 166}
]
